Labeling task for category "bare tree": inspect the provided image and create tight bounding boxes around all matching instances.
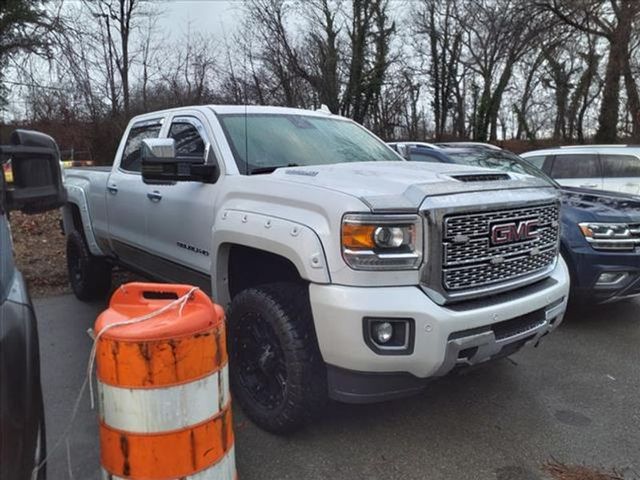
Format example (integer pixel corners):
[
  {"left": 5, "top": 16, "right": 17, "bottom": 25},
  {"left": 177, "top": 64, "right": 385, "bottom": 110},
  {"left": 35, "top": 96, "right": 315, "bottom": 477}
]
[
  {"left": 543, "top": 0, "right": 640, "bottom": 142},
  {"left": 513, "top": 51, "right": 545, "bottom": 141},
  {"left": 154, "top": 30, "right": 219, "bottom": 107},
  {"left": 542, "top": 42, "right": 577, "bottom": 141},
  {"left": 341, "top": 0, "right": 396, "bottom": 124},
  {"left": 82, "top": 0, "right": 152, "bottom": 117},
  {"left": 244, "top": 0, "right": 307, "bottom": 107},
  {"left": 241, "top": 0, "right": 396, "bottom": 130},
  {"left": 296, "top": 0, "right": 342, "bottom": 113},
  {"left": 566, "top": 35, "right": 602, "bottom": 142},
  {"left": 623, "top": 33, "right": 640, "bottom": 140},
  {"left": 10, "top": 0, "right": 640, "bottom": 156},
  {"left": 138, "top": 13, "right": 160, "bottom": 112},
  {"left": 461, "top": 0, "right": 553, "bottom": 141},
  {"left": 415, "top": 0, "right": 465, "bottom": 140},
  {"left": 0, "top": 0, "right": 61, "bottom": 107}
]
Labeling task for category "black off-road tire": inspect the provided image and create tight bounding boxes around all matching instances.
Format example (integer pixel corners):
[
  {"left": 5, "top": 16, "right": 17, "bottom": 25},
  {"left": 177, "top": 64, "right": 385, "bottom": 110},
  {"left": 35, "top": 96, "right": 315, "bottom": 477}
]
[
  {"left": 227, "top": 282, "right": 327, "bottom": 434},
  {"left": 66, "top": 230, "right": 112, "bottom": 301}
]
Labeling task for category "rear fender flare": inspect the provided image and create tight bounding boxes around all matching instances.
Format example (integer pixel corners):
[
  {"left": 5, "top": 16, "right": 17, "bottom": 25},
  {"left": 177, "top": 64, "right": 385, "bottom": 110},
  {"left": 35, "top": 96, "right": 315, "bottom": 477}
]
[{"left": 63, "top": 184, "right": 105, "bottom": 257}]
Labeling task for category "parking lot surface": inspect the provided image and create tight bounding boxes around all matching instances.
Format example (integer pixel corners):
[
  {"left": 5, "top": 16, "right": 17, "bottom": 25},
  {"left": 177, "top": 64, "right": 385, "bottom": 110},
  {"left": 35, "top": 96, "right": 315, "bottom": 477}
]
[{"left": 37, "top": 295, "right": 639, "bottom": 479}]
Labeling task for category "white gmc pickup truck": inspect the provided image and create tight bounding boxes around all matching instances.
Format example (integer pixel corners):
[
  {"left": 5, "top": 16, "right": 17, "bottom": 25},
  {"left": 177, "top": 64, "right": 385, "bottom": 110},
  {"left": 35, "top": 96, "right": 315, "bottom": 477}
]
[{"left": 63, "top": 105, "right": 569, "bottom": 432}]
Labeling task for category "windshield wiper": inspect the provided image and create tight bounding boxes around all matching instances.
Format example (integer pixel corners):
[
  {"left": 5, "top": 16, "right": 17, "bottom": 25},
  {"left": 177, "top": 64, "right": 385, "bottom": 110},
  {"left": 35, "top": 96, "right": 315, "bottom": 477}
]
[{"left": 249, "top": 163, "right": 300, "bottom": 175}]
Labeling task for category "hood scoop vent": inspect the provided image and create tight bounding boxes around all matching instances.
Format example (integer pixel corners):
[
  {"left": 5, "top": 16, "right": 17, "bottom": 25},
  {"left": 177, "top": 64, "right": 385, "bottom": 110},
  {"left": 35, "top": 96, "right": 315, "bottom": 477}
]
[{"left": 450, "top": 173, "right": 511, "bottom": 182}]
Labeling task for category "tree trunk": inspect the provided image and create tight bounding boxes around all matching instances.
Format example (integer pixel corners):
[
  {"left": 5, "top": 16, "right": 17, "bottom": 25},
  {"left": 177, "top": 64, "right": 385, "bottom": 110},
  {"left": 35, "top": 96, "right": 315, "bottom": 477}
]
[
  {"left": 567, "top": 40, "right": 599, "bottom": 142},
  {"left": 623, "top": 55, "right": 640, "bottom": 141},
  {"left": 487, "top": 60, "right": 515, "bottom": 142},
  {"left": 428, "top": 3, "right": 442, "bottom": 138},
  {"left": 594, "top": 13, "right": 631, "bottom": 142},
  {"left": 474, "top": 79, "right": 492, "bottom": 141}
]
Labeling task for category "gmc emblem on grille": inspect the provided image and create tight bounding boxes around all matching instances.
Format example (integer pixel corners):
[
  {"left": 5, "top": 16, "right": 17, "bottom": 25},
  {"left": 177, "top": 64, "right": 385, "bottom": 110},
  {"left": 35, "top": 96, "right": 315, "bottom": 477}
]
[{"left": 490, "top": 219, "right": 539, "bottom": 245}]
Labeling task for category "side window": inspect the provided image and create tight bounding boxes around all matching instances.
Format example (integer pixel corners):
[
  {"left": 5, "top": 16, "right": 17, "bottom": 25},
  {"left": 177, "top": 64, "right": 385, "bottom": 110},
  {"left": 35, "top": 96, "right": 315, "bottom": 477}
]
[
  {"left": 550, "top": 154, "right": 599, "bottom": 179},
  {"left": 168, "top": 119, "right": 206, "bottom": 159},
  {"left": 120, "top": 122, "right": 162, "bottom": 172},
  {"left": 601, "top": 154, "right": 640, "bottom": 178},
  {"left": 523, "top": 155, "right": 545, "bottom": 168}
]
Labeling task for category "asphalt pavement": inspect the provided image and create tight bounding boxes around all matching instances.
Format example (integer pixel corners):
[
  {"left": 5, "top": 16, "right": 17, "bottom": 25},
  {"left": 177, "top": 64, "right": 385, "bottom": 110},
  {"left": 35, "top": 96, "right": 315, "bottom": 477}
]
[{"left": 36, "top": 294, "right": 640, "bottom": 480}]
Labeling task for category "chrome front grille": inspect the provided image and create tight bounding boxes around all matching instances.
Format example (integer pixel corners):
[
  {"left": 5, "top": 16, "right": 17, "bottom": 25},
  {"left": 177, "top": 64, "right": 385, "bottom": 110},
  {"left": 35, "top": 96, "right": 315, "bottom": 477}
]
[
  {"left": 444, "top": 226, "right": 557, "bottom": 266},
  {"left": 444, "top": 248, "right": 557, "bottom": 290},
  {"left": 442, "top": 203, "right": 559, "bottom": 292},
  {"left": 445, "top": 204, "right": 558, "bottom": 238}
]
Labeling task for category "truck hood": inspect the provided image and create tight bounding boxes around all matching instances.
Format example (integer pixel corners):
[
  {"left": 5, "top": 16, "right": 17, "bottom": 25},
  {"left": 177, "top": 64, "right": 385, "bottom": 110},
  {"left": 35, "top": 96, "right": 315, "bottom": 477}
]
[
  {"left": 560, "top": 187, "right": 640, "bottom": 223},
  {"left": 269, "top": 161, "right": 551, "bottom": 211}
]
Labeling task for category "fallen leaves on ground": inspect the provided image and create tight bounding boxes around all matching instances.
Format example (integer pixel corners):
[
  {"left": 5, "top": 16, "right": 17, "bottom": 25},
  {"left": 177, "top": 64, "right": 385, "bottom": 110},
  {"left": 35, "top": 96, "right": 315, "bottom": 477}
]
[
  {"left": 543, "top": 460, "right": 625, "bottom": 480},
  {"left": 11, "top": 210, "right": 144, "bottom": 298},
  {"left": 11, "top": 210, "right": 69, "bottom": 297}
]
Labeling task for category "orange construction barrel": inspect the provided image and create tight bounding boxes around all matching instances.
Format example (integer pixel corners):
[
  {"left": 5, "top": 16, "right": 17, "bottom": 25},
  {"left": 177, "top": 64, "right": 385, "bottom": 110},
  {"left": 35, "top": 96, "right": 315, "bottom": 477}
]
[{"left": 94, "top": 283, "right": 236, "bottom": 479}]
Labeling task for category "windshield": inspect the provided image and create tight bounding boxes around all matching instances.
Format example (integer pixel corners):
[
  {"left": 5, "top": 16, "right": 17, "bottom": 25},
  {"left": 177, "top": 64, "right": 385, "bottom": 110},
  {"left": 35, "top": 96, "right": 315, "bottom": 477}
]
[
  {"left": 218, "top": 114, "right": 401, "bottom": 174},
  {"left": 445, "top": 150, "right": 559, "bottom": 187}
]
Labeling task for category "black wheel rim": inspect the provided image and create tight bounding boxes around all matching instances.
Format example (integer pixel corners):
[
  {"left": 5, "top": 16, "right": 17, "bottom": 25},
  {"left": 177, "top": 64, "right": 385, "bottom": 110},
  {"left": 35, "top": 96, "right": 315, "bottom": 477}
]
[{"left": 233, "top": 312, "right": 287, "bottom": 410}]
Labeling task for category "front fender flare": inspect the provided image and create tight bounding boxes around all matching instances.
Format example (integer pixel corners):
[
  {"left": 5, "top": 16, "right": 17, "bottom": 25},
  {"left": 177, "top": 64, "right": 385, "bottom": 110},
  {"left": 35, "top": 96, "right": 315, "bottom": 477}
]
[{"left": 211, "top": 209, "right": 330, "bottom": 305}]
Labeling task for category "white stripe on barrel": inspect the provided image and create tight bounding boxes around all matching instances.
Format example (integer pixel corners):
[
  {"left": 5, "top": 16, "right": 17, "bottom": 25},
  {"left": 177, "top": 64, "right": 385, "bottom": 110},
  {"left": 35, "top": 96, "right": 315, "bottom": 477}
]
[
  {"left": 101, "top": 445, "right": 236, "bottom": 480},
  {"left": 98, "top": 365, "right": 229, "bottom": 433}
]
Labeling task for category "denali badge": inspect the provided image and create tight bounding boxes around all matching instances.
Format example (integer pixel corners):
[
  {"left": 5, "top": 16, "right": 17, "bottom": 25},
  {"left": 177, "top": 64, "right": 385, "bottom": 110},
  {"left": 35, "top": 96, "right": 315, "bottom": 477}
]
[{"left": 490, "top": 219, "right": 539, "bottom": 245}]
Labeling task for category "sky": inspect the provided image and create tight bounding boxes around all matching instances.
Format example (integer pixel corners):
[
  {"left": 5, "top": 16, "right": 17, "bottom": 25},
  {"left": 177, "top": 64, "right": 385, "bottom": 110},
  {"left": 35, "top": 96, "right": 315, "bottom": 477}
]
[{"left": 153, "top": 0, "right": 241, "bottom": 40}]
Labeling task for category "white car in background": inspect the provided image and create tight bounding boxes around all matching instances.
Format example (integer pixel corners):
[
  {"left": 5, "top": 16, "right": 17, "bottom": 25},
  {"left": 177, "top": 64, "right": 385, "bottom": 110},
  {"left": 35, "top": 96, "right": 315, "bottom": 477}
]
[{"left": 521, "top": 146, "right": 640, "bottom": 196}]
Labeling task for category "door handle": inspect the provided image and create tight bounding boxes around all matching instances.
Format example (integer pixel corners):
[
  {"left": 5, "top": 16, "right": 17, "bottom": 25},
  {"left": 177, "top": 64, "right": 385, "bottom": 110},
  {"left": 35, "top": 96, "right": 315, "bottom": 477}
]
[
  {"left": 147, "top": 191, "right": 162, "bottom": 202},
  {"left": 107, "top": 184, "right": 118, "bottom": 195},
  {"left": 580, "top": 184, "right": 598, "bottom": 188}
]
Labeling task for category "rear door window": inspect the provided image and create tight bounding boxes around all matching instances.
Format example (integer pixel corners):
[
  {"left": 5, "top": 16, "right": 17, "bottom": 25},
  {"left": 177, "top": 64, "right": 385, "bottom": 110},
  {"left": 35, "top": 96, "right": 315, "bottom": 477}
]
[
  {"left": 120, "top": 121, "right": 162, "bottom": 172},
  {"left": 168, "top": 118, "right": 207, "bottom": 160},
  {"left": 549, "top": 154, "right": 599, "bottom": 179},
  {"left": 601, "top": 154, "right": 640, "bottom": 178}
]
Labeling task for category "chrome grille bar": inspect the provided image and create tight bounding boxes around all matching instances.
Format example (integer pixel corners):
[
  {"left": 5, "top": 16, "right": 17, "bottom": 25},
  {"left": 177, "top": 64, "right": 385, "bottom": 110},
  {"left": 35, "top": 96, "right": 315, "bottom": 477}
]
[
  {"left": 442, "top": 202, "right": 560, "bottom": 292},
  {"left": 444, "top": 204, "right": 558, "bottom": 238}
]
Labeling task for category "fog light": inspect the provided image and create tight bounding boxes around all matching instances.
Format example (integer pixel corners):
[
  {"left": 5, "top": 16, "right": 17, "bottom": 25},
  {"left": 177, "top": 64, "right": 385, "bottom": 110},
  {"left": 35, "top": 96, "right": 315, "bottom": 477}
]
[
  {"left": 596, "top": 272, "right": 628, "bottom": 286},
  {"left": 364, "top": 318, "right": 415, "bottom": 354},
  {"left": 374, "top": 321, "right": 393, "bottom": 344}
]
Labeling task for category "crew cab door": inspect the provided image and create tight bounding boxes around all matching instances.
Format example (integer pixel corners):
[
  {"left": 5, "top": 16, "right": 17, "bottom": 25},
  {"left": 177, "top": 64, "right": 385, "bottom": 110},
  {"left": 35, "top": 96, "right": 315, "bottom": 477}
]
[
  {"left": 106, "top": 118, "right": 163, "bottom": 263},
  {"left": 144, "top": 113, "right": 218, "bottom": 289}
]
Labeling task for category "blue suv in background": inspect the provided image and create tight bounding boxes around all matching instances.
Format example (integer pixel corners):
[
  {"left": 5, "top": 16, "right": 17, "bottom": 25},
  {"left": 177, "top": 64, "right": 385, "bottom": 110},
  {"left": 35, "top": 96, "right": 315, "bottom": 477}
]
[{"left": 390, "top": 143, "right": 640, "bottom": 305}]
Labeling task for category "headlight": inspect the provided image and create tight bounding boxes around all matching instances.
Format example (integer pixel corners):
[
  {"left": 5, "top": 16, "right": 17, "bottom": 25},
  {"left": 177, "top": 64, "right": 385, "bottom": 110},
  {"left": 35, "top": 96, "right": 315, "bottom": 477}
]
[
  {"left": 578, "top": 222, "right": 640, "bottom": 251},
  {"left": 341, "top": 213, "right": 422, "bottom": 270}
]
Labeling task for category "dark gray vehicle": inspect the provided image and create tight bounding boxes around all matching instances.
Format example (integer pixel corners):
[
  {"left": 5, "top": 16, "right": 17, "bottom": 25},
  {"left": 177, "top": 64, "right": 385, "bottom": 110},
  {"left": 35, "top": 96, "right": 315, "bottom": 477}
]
[{"left": 0, "top": 130, "right": 66, "bottom": 480}]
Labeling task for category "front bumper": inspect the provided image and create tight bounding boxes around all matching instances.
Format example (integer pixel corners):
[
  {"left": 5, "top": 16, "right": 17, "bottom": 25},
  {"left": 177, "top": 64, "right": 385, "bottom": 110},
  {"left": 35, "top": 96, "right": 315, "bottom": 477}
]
[
  {"left": 569, "top": 246, "right": 640, "bottom": 303},
  {"left": 310, "top": 258, "right": 569, "bottom": 403}
]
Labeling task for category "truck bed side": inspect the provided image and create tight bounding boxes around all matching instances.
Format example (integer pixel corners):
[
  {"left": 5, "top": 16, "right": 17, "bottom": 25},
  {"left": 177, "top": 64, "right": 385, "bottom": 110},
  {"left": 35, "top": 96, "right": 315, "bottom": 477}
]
[{"left": 63, "top": 167, "right": 113, "bottom": 256}]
